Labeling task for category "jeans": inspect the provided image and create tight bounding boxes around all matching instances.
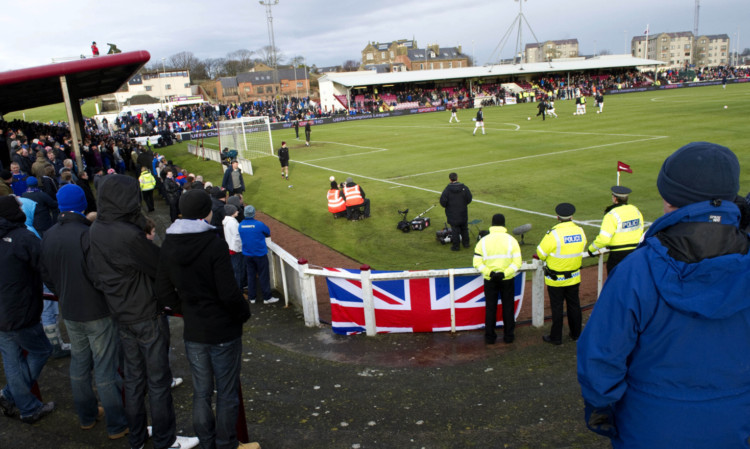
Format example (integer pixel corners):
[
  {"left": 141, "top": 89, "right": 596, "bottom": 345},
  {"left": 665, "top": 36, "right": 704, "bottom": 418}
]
[
  {"left": 0, "top": 323, "right": 53, "bottom": 416},
  {"left": 118, "top": 316, "right": 176, "bottom": 449},
  {"left": 41, "top": 295, "right": 58, "bottom": 327},
  {"left": 65, "top": 316, "right": 128, "bottom": 435},
  {"left": 185, "top": 337, "right": 242, "bottom": 449},
  {"left": 245, "top": 255, "right": 271, "bottom": 301},
  {"left": 230, "top": 253, "right": 247, "bottom": 290}
]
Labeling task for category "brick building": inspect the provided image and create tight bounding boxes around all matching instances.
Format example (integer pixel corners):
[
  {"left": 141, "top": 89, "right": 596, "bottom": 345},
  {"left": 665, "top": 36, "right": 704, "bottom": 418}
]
[
  {"left": 631, "top": 31, "right": 730, "bottom": 67},
  {"left": 361, "top": 39, "right": 470, "bottom": 71},
  {"left": 211, "top": 64, "right": 311, "bottom": 103},
  {"left": 524, "top": 39, "right": 579, "bottom": 62}
]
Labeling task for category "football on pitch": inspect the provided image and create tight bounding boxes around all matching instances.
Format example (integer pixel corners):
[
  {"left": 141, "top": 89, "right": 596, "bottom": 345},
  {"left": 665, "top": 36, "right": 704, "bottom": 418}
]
[
  {"left": 329, "top": 176, "right": 335, "bottom": 182},
  {"left": 724, "top": 105, "right": 728, "bottom": 109},
  {"left": 527, "top": 117, "right": 531, "bottom": 120}
]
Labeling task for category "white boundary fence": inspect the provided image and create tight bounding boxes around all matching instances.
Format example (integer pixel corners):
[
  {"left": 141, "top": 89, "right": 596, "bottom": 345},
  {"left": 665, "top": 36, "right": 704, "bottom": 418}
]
[{"left": 265, "top": 238, "right": 607, "bottom": 337}]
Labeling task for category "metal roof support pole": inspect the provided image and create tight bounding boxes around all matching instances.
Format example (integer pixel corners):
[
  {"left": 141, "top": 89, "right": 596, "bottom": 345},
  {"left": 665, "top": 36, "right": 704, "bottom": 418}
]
[{"left": 59, "top": 75, "right": 84, "bottom": 174}]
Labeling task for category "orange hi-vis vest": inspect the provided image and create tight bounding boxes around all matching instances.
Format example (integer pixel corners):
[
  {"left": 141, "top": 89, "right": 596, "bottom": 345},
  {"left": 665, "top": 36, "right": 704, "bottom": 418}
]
[
  {"left": 327, "top": 189, "right": 346, "bottom": 213},
  {"left": 343, "top": 184, "right": 364, "bottom": 206}
]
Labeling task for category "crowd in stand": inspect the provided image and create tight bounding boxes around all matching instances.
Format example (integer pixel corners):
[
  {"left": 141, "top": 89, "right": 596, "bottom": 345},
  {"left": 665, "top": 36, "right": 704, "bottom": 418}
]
[{"left": 94, "top": 95, "right": 323, "bottom": 139}]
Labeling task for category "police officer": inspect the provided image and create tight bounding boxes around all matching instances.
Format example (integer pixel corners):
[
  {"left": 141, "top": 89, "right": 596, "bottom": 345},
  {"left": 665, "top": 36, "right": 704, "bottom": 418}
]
[
  {"left": 473, "top": 214, "right": 522, "bottom": 344},
  {"left": 536, "top": 203, "right": 587, "bottom": 345},
  {"left": 588, "top": 186, "right": 643, "bottom": 273}
]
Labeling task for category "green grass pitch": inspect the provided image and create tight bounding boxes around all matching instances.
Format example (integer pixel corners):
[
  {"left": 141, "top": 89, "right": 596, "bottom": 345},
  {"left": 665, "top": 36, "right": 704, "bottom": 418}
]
[{"left": 192, "top": 84, "right": 747, "bottom": 270}]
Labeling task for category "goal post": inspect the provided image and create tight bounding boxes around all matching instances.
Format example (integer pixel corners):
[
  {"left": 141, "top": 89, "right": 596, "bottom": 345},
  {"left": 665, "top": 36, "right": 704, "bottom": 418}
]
[{"left": 217, "top": 116, "right": 275, "bottom": 174}]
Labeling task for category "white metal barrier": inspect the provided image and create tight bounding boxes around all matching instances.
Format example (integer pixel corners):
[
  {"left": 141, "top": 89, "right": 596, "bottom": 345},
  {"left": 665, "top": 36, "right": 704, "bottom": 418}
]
[{"left": 266, "top": 237, "right": 608, "bottom": 337}]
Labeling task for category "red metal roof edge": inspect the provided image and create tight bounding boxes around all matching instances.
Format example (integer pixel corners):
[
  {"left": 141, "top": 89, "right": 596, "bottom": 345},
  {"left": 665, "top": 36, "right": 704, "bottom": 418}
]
[{"left": 0, "top": 50, "right": 151, "bottom": 85}]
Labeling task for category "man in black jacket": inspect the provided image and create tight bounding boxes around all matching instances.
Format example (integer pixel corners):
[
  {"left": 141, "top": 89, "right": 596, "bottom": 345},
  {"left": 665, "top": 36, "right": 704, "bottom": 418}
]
[
  {"left": 156, "top": 189, "right": 257, "bottom": 449},
  {"left": 0, "top": 195, "right": 55, "bottom": 424},
  {"left": 88, "top": 175, "right": 197, "bottom": 449},
  {"left": 40, "top": 184, "right": 128, "bottom": 439},
  {"left": 439, "top": 172, "right": 473, "bottom": 251}
]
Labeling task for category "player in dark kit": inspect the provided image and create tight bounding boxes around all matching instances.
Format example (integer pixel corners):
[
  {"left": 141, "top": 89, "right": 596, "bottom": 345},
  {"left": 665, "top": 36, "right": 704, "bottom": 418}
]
[{"left": 278, "top": 141, "right": 290, "bottom": 180}]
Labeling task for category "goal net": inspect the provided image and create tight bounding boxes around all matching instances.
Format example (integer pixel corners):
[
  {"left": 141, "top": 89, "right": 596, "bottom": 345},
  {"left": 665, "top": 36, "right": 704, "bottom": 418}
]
[{"left": 217, "top": 116, "right": 274, "bottom": 162}]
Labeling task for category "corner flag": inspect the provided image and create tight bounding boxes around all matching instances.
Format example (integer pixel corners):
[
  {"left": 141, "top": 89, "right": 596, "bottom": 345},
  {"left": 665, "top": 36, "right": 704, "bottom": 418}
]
[
  {"left": 616, "top": 161, "right": 632, "bottom": 186},
  {"left": 617, "top": 161, "right": 633, "bottom": 173}
]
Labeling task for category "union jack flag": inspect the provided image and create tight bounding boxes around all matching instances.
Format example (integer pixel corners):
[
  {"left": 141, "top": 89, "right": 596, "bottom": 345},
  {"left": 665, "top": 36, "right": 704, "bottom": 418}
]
[{"left": 325, "top": 268, "right": 525, "bottom": 335}]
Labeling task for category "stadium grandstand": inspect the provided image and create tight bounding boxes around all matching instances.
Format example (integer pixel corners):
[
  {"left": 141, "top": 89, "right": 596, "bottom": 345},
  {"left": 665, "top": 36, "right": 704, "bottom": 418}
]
[{"left": 319, "top": 54, "right": 664, "bottom": 112}]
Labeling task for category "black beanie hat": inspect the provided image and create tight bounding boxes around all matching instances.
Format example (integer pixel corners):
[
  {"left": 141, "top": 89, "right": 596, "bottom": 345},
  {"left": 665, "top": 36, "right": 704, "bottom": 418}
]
[
  {"left": 179, "top": 189, "right": 212, "bottom": 220},
  {"left": 0, "top": 196, "right": 26, "bottom": 223},
  {"left": 492, "top": 213, "right": 505, "bottom": 226},
  {"left": 657, "top": 142, "right": 740, "bottom": 208}
]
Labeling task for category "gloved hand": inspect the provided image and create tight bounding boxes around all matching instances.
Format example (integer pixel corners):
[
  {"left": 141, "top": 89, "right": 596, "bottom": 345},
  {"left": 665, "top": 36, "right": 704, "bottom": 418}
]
[
  {"left": 587, "top": 249, "right": 595, "bottom": 257},
  {"left": 490, "top": 271, "right": 505, "bottom": 281},
  {"left": 584, "top": 401, "right": 617, "bottom": 438},
  {"left": 532, "top": 254, "right": 539, "bottom": 260}
]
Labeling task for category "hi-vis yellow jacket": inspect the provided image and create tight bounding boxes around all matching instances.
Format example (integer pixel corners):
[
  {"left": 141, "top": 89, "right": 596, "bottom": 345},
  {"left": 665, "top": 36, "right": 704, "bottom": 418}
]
[
  {"left": 588, "top": 203, "right": 643, "bottom": 253},
  {"left": 473, "top": 226, "right": 522, "bottom": 280},
  {"left": 138, "top": 170, "right": 156, "bottom": 191},
  {"left": 536, "top": 220, "right": 587, "bottom": 287}
]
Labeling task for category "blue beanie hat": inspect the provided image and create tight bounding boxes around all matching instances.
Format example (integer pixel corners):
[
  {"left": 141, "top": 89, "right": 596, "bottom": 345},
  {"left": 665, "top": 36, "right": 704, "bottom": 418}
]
[
  {"left": 244, "top": 205, "right": 256, "bottom": 218},
  {"left": 57, "top": 184, "right": 88, "bottom": 212},
  {"left": 657, "top": 142, "right": 740, "bottom": 208},
  {"left": 26, "top": 176, "right": 38, "bottom": 187}
]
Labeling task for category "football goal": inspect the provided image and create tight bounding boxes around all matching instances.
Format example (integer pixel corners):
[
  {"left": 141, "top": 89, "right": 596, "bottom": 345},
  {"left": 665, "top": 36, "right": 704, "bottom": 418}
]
[{"left": 217, "top": 116, "right": 275, "bottom": 164}]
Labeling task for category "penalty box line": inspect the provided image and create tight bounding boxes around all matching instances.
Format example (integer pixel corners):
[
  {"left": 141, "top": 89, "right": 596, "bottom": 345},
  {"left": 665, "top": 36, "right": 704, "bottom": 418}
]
[{"left": 394, "top": 135, "right": 668, "bottom": 180}]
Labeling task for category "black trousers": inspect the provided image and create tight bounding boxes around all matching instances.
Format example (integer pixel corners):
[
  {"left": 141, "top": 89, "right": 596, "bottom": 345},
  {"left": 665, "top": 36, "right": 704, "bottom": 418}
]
[
  {"left": 346, "top": 199, "right": 370, "bottom": 219},
  {"left": 141, "top": 189, "right": 154, "bottom": 212},
  {"left": 484, "top": 277, "right": 516, "bottom": 342},
  {"left": 606, "top": 249, "right": 634, "bottom": 274},
  {"left": 450, "top": 221, "right": 470, "bottom": 250},
  {"left": 547, "top": 283, "right": 581, "bottom": 342}
]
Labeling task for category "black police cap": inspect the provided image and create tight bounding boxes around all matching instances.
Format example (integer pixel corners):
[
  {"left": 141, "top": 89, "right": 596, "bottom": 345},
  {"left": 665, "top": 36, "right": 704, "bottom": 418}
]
[
  {"left": 611, "top": 185, "right": 632, "bottom": 197},
  {"left": 555, "top": 203, "right": 575, "bottom": 218}
]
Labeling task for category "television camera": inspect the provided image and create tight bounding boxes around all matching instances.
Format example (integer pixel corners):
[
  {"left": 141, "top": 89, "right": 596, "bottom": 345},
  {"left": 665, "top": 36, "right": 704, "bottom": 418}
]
[{"left": 396, "top": 205, "right": 434, "bottom": 233}]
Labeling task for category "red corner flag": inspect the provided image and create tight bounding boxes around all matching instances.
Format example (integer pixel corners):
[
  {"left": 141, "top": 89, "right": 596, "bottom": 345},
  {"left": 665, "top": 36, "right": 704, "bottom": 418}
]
[{"left": 617, "top": 161, "right": 633, "bottom": 173}]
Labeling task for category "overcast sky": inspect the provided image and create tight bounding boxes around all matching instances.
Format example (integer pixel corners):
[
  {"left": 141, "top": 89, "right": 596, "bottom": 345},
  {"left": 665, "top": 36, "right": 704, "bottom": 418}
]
[{"left": 1, "top": 0, "right": 747, "bottom": 73}]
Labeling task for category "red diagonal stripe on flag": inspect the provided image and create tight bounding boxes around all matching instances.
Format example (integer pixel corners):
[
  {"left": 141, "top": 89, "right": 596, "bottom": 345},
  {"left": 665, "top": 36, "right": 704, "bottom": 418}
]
[{"left": 617, "top": 161, "right": 632, "bottom": 173}]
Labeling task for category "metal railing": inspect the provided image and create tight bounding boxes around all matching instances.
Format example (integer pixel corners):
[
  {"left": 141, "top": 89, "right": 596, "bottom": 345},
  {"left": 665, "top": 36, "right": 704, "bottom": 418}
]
[{"left": 266, "top": 238, "right": 607, "bottom": 336}]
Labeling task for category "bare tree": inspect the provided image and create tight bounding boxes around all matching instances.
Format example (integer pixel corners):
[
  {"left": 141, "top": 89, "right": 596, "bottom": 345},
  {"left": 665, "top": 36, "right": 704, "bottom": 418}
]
[
  {"left": 289, "top": 55, "right": 305, "bottom": 67},
  {"left": 168, "top": 51, "right": 208, "bottom": 80},
  {"left": 204, "top": 58, "right": 228, "bottom": 79},
  {"left": 226, "top": 49, "right": 255, "bottom": 72},
  {"left": 342, "top": 60, "right": 360, "bottom": 72},
  {"left": 599, "top": 49, "right": 613, "bottom": 56},
  {"left": 256, "top": 45, "right": 285, "bottom": 67}
]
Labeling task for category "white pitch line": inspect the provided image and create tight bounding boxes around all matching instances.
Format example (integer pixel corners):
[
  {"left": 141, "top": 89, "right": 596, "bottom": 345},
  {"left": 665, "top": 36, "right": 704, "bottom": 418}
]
[
  {"left": 392, "top": 135, "right": 668, "bottom": 180},
  {"left": 358, "top": 123, "right": 663, "bottom": 138},
  {"left": 294, "top": 159, "right": 602, "bottom": 228},
  {"left": 303, "top": 141, "right": 389, "bottom": 162}
]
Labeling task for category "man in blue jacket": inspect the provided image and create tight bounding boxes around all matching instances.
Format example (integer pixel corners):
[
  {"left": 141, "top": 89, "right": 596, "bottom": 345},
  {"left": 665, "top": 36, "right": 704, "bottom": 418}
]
[
  {"left": 238, "top": 205, "right": 279, "bottom": 305},
  {"left": 577, "top": 142, "right": 750, "bottom": 448}
]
